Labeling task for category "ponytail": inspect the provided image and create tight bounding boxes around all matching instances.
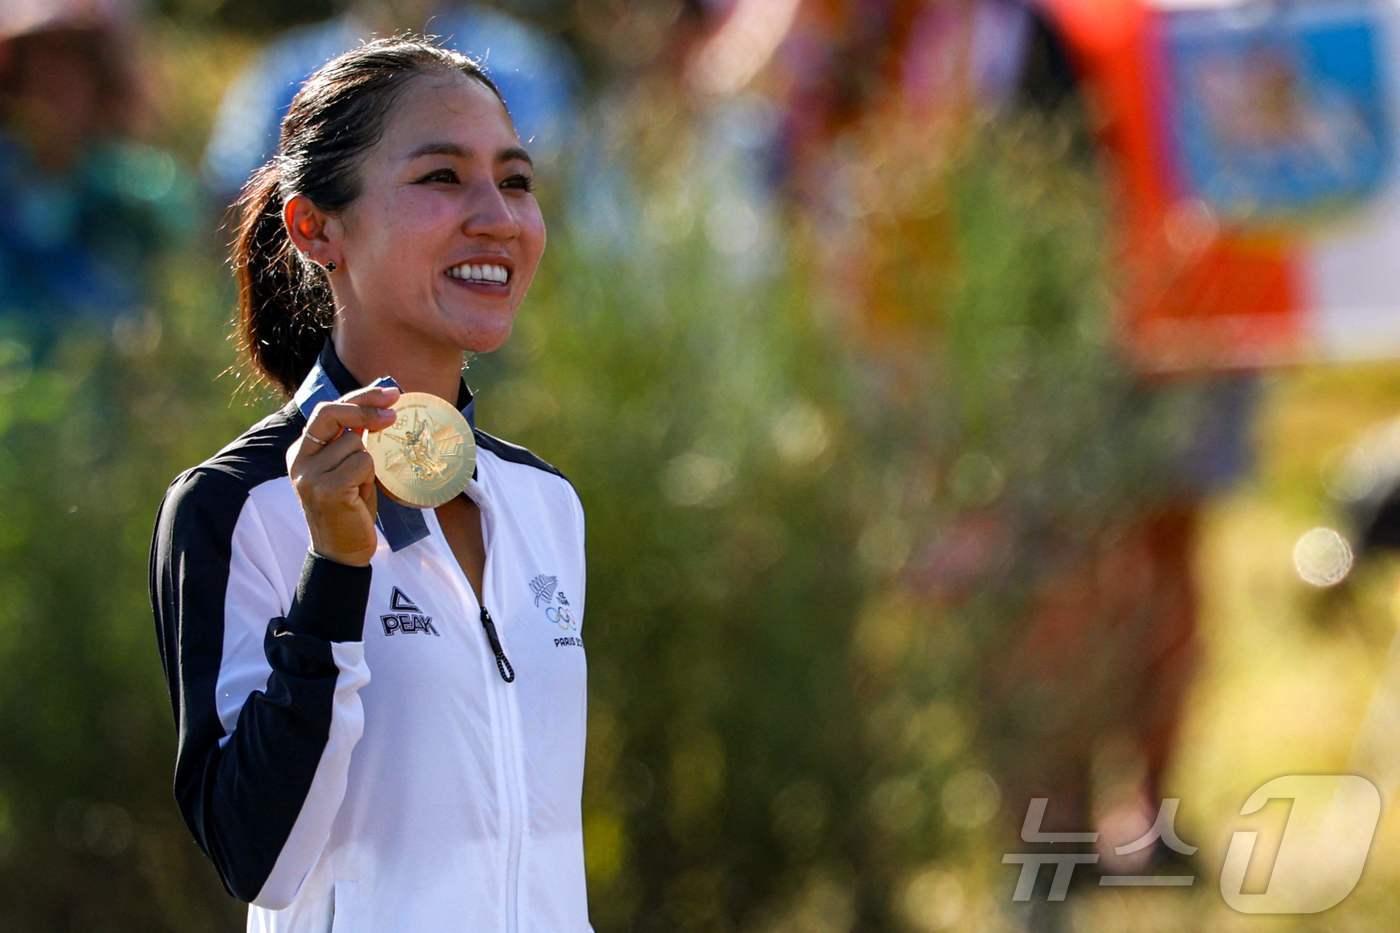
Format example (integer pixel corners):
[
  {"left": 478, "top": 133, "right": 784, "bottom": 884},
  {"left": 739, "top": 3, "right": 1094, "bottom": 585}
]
[{"left": 232, "top": 162, "right": 332, "bottom": 397}]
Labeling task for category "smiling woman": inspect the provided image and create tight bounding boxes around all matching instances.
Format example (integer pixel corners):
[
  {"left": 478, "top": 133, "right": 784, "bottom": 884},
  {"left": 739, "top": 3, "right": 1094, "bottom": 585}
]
[
  {"left": 149, "top": 37, "right": 591, "bottom": 933},
  {"left": 285, "top": 71, "right": 546, "bottom": 395}
]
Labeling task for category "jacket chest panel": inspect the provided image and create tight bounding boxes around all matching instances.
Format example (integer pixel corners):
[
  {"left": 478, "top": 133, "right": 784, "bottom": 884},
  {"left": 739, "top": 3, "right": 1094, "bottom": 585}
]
[{"left": 357, "top": 520, "right": 587, "bottom": 718}]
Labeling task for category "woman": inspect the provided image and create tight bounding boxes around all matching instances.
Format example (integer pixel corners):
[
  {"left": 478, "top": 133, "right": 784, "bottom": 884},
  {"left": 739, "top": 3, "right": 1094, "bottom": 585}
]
[{"left": 149, "top": 38, "right": 591, "bottom": 931}]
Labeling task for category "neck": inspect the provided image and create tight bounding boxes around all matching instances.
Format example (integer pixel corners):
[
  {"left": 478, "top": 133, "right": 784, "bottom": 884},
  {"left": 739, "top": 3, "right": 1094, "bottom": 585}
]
[{"left": 332, "top": 325, "right": 465, "bottom": 403}]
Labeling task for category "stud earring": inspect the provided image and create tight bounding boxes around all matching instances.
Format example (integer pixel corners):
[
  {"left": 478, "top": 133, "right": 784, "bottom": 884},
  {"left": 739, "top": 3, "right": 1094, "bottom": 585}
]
[{"left": 325, "top": 261, "right": 337, "bottom": 273}]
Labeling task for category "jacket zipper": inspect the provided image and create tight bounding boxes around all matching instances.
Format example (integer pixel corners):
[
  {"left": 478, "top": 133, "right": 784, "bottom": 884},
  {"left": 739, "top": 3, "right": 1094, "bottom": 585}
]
[
  {"left": 450, "top": 494, "right": 524, "bottom": 933},
  {"left": 477, "top": 603, "right": 523, "bottom": 933},
  {"left": 500, "top": 667, "right": 525, "bottom": 933},
  {"left": 480, "top": 607, "right": 515, "bottom": 682}
]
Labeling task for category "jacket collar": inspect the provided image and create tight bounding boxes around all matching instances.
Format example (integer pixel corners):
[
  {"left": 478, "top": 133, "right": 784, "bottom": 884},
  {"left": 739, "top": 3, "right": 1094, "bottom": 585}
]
[{"left": 292, "top": 339, "right": 477, "bottom": 552}]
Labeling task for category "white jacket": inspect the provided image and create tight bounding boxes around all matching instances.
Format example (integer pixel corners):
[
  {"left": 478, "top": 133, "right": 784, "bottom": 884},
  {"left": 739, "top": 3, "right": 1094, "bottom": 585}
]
[{"left": 150, "top": 342, "right": 591, "bottom": 931}]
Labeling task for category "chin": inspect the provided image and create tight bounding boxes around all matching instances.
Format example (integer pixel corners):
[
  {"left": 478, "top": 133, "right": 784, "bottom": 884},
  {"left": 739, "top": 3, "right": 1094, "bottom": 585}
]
[{"left": 459, "top": 319, "right": 514, "bottom": 354}]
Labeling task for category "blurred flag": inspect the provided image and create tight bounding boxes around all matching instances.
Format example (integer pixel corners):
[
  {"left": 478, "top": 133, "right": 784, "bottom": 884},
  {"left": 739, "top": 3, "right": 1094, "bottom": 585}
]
[{"left": 1050, "top": 0, "right": 1400, "bottom": 370}]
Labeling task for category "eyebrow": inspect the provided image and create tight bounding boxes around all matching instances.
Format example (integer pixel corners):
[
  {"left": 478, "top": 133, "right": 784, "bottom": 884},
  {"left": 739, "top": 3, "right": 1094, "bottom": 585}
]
[{"left": 404, "top": 141, "right": 534, "bottom": 167}]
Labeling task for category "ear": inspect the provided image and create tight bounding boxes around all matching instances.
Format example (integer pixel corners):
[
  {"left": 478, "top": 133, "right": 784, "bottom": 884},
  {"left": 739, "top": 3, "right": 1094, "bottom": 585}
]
[{"left": 284, "top": 193, "right": 345, "bottom": 267}]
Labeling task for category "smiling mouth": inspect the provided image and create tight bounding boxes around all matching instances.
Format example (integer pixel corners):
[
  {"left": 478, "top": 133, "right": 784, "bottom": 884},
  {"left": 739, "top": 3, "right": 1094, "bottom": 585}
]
[{"left": 445, "top": 262, "right": 511, "bottom": 285}]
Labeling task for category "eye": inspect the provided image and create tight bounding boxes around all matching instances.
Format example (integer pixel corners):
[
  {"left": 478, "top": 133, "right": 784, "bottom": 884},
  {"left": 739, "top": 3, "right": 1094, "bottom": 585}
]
[
  {"left": 417, "top": 168, "right": 459, "bottom": 184},
  {"left": 501, "top": 174, "right": 535, "bottom": 193}
]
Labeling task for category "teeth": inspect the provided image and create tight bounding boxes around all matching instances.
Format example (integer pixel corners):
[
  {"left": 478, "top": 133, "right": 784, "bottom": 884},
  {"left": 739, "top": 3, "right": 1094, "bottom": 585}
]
[{"left": 448, "top": 262, "right": 509, "bottom": 284}]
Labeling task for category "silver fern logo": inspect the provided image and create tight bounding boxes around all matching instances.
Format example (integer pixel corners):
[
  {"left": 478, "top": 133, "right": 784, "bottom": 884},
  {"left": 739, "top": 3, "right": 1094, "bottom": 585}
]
[{"left": 529, "top": 574, "right": 557, "bottom": 607}]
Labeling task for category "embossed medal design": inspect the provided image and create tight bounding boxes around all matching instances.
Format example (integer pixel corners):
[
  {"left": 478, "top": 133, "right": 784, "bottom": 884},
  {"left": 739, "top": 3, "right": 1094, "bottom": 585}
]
[{"left": 364, "top": 392, "right": 475, "bottom": 508}]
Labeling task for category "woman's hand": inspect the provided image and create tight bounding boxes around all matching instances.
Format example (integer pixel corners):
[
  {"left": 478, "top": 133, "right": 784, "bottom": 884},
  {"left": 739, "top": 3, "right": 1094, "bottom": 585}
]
[{"left": 287, "top": 385, "right": 400, "bottom": 567}]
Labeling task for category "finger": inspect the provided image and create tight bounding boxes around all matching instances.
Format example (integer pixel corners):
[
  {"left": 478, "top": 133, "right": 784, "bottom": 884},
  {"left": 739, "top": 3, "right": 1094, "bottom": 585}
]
[
  {"left": 358, "top": 472, "right": 378, "bottom": 518},
  {"left": 290, "top": 429, "right": 371, "bottom": 491},
  {"left": 298, "top": 427, "right": 376, "bottom": 485},
  {"left": 298, "top": 447, "right": 377, "bottom": 516},
  {"left": 319, "top": 447, "right": 377, "bottom": 491},
  {"left": 339, "top": 384, "right": 402, "bottom": 407},
  {"left": 314, "top": 383, "right": 401, "bottom": 423},
  {"left": 308, "top": 398, "right": 398, "bottom": 434},
  {"left": 301, "top": 399, "right": 397, "bottom": 449},
  {"left": 290, "top": 421, "right": 365, "bottom": 470}
]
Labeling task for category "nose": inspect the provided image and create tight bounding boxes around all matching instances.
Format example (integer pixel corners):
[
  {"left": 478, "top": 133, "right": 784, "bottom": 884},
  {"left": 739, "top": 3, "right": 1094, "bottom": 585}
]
[{"left": 462, "top": 179, "right": 520, "bottom": 240}]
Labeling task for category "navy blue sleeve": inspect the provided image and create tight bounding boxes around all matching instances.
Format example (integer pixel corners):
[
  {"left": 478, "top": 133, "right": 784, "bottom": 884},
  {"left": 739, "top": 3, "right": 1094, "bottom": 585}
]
[{"left": 150, "top": 466, "right": 372, "bottom": 906}]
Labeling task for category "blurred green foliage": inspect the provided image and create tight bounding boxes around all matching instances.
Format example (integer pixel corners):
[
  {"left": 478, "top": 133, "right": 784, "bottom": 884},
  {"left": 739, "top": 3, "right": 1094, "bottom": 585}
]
[{"left": 0, "top": 250, "right": 255, "bottom": 930}]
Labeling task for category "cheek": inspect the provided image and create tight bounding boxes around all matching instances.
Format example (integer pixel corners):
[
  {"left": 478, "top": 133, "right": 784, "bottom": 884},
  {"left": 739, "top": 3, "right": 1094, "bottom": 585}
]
[
  {"left": 362, "top": 184, "right": 454, "bottom": 227},
  {"left": 519, "top": 203, "right": 547, "bottom": 266},
  {"left": 348, "top": 191, "right": 456, "bottom": 276},
  {"left": 389, "top": 189, "right": 460, "bottom": 237}
]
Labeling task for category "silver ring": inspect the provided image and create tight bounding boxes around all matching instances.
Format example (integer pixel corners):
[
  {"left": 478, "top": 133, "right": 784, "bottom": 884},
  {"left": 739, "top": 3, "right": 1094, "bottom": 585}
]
[{"left": 304, "top": 431, "right": 333, "bottom": 448}]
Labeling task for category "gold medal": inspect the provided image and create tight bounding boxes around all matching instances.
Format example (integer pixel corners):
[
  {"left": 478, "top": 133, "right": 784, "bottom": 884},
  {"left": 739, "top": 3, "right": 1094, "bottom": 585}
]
[{"left": 363, "top": 392, "right": 475, "bottom": 508}]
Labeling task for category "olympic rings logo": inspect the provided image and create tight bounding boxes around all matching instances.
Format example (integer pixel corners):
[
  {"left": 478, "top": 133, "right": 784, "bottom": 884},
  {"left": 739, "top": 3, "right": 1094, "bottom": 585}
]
[{"left": 546, "top": 605, "right": 576, "bottom": 632}]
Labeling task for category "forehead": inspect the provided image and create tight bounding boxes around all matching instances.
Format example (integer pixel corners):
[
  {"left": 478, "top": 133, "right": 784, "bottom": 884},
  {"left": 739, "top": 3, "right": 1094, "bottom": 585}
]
[{"left": 375, "top": 71, "right": 518, "bottom": 157}]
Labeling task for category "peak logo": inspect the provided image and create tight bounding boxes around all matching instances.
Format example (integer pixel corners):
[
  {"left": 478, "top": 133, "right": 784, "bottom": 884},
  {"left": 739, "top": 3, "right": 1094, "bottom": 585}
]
[{"left": 381, "top": 587, "right": 439, "bottom": 637}]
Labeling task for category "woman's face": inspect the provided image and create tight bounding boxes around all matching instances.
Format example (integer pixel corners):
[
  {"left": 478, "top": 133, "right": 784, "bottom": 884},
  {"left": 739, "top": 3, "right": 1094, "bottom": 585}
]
[{"left": 331, "top": 71, "right": 545, "bottom": 355}]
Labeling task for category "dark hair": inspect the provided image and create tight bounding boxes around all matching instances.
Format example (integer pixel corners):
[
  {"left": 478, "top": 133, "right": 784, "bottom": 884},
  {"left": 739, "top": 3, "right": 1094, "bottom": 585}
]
[{"left": 232, "top": 36, "right": 507, "bottom": 396}]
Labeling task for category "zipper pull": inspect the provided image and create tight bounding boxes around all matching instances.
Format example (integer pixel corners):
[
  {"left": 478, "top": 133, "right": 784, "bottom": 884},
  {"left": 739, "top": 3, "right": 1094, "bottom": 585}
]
[{"left": 479, "top": 607, "right": 516, "bottom": 683}]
